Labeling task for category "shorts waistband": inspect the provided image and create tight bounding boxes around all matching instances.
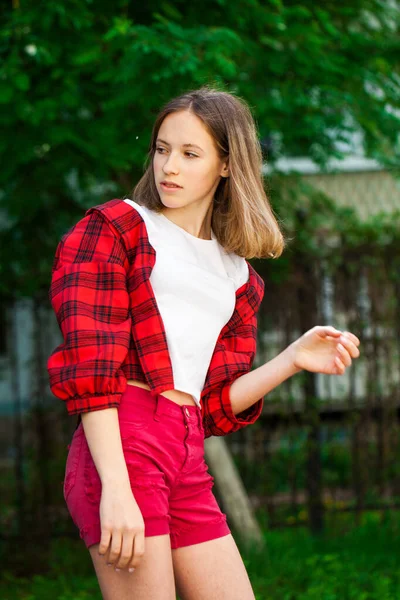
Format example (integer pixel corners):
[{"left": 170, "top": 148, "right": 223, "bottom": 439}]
[{"left": 121, "top": 384, "right": 202, "bottom": 427}]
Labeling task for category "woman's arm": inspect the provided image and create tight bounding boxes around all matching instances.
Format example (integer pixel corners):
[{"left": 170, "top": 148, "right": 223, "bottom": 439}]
[
  {"left": 81, "top": 408, "right": 130, "bottom": 485},
  {"left": 81, "top": 408, "right": 145, "bottom": 572},
  {"left": 47, "top": 210, "right": 145, "bottom": 571},
  {"left": 47, "top": 211, "right": 132, "bottom": 415},
  {"left": 229, "top": 345, "right": 301, "bottom": 415},
  {"left": 229, "top": 326, "right": 361, "bottom": 415}
]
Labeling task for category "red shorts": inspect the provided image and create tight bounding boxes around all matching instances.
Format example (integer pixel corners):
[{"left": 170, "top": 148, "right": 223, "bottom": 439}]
[{"left": 63, "top": 385, "right": 231, "bottom": 549}]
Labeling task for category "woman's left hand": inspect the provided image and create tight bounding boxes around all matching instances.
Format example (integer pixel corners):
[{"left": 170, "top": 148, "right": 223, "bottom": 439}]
[{"left": 289, "top": 326, "right": 361, "bottom": 375}]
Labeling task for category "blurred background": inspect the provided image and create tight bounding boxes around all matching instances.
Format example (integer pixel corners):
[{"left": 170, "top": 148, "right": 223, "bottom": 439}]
[{"left": 1, "top": 0, "right": 400, "bottom": 598}]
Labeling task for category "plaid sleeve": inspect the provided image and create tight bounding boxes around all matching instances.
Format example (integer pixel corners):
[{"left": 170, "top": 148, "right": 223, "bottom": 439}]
[
  {"left": 200, "top": 309, "right": 264, "bottom": 439},
  {"left": 47, "top": 211, "right": 132, "bottom": 416}
]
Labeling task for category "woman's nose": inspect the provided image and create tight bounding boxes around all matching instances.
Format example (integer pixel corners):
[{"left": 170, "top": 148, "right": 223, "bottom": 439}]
[{"left": 163, "top": 153, "right": 179, "bottom": 174}]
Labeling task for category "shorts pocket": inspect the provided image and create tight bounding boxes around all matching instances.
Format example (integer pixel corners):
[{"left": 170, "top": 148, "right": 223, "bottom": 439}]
[
  {"left": 84, "top": 459, "right": 102, "bottom": 505},
  {"left": 63, "top": 429, "right": 84, "bottom": 501}
]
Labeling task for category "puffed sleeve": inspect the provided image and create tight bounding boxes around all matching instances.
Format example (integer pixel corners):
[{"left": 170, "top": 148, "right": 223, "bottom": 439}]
[{"left": 47, "top": 210, "right": 132, "bottom": 415}]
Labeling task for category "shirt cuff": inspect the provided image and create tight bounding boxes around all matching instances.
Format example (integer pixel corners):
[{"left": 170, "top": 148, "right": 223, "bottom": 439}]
[
  {"left": 221, "top": 383, "right": 264, "bottom": 429},
  {"left": 65, "top": 393, "right": 122, "bottom": 416}
]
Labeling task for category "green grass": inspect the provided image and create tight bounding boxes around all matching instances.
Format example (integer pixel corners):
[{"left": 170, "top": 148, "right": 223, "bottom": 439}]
[
  {"left": 1, "top": 510, "right": 400, "bottom": 599},
  {"left": 244, "top": 510, "right": 400, "bottom": 599}
]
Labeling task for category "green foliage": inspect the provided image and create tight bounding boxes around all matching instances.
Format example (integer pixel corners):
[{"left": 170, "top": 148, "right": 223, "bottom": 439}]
[
  {"left": 2, "top": 514, "right": 400, "bottom": 598},
  {"left": 0, "top": 573, "right": 100, "bottom": 600},
  {"left": 234, "top": 429, "right": 354, "bottom": 496},
  {"left": 244, "top": 512, "right": 400, "bottom": 599},
  {"left": 257, "top": 173, "right": 400, "bottom": 294},
  {"left": 0, "top": 0, "right": 399, "bottom": 299}
]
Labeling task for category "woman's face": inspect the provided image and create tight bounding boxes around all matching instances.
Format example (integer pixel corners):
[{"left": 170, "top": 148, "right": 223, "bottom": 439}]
[{"left": 153, "top": 110, "right": 228, "bottom": 212}]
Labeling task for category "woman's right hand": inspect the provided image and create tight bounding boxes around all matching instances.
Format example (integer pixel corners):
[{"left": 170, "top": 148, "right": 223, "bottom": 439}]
[{"left": 98, "top": 480, "right": 145, "bottom": 572}]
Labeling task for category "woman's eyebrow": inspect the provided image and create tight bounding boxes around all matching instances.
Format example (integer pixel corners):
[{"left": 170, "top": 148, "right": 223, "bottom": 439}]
[{"left": 156, "top": 138, "right": 204, "bottom": 152}]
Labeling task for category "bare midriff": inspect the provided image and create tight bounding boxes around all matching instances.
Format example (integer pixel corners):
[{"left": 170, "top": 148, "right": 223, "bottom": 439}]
[{"left": 126, "top": 379, "right": 197, "bottom": 407}]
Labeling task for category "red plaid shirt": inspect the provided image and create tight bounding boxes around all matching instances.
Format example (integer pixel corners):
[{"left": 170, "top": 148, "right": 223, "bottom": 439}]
[{"left": 47, "top": 199, "right": 265, "bottom": 438}]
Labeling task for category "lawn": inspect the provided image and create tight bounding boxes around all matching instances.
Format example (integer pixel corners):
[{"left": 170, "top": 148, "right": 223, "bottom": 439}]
[{"left": 1, "top": 510, "right": 400, "bottom": 599}]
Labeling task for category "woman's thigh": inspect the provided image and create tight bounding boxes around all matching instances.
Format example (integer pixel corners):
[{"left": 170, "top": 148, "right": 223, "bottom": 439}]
[
  {"left": 89, "top": 534, "right": 176, "bottom": 600},
  {"left": 172, "top": 533, "right": 255, "bottom": 600}
]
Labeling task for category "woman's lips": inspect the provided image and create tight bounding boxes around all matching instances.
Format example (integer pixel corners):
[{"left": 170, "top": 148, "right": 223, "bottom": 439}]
[{"left": 160, "top": 182, "right": 182, "bottom": 191}]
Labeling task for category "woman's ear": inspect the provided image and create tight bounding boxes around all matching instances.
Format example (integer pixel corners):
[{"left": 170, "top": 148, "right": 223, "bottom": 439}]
[{"left": 220, "top": 159, "right": 229, "bottom": 178}]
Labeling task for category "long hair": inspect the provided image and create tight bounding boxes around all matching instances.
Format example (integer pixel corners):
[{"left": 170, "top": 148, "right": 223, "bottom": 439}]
[{"left": 131, "top": 86, "right": 285, "bottom": 259}]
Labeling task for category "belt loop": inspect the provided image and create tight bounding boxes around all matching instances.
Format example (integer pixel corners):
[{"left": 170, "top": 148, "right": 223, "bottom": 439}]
[{"left": 153, "top": 394, "right": 162, "bottom": 422}]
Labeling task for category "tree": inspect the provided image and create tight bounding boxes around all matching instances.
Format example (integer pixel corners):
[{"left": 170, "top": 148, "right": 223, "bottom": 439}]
[{"left": 0, "top": 0, "right": 399, "bottom": 298}]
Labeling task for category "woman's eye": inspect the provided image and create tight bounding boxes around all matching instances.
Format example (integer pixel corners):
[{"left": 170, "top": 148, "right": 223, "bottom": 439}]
[{"left": 155, "top": 147, "right": 197, "bottom": 158}]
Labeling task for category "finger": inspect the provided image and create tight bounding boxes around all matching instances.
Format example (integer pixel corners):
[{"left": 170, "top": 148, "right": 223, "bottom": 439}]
[
  {"left": 342, "top": 331, "right": 361, "bottom": 346},
  {"left": 99, "top": 527, "right": 112, "bottom": 556},
  {"left": 339, "top": 336, "right": 360, "bottom": 358},
  {"left": 115, "top": 532, "right": 134, "bottom": 570},
  {"left": 334, "top": 356, "right": 345, "bottom": 374},
  {"left": 129, "top": 531, "right": 145, "bottom": 571},
  {"left": 108, "top": 532, "right": 122, "bottom": 566},
  {"left": 318, "top": 326, "right": 342, "bottom": 338},
  {"left": 325, "top": 335, "right": 342, "bottom": 342},
  {"left": 337, "top": 343, "right": 352, "bottom": 367}
]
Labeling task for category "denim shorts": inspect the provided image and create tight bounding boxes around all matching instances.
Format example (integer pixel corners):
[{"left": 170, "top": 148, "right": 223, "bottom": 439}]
[{"left": 63, "top": 385, "right": 231, "bottom": 549}]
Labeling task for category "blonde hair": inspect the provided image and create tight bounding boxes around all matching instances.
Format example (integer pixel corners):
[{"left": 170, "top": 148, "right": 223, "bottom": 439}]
[{"left": 132, "top": 85, "right": 285, "bottom": 259}]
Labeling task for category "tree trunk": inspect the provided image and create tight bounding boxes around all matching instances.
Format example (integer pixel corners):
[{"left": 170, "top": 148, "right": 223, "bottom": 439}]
[{"left": 205, "top": 436, "right": 265, "bottom": 550}]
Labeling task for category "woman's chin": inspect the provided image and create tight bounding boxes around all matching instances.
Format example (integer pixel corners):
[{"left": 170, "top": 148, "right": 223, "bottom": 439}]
[{"left": 159, "top": 197, "right": 187, "bottom": 210}]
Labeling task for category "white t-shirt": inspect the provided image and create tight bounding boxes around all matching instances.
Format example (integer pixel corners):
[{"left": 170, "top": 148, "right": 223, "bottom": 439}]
[{"left": 124, "top": 199, "right": 249, "bottom": 407}]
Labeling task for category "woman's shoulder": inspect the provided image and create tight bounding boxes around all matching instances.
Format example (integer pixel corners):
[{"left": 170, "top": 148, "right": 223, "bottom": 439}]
[
  {"left": 85, "top": 198, "right": 145, "bottom": 231},
  {"left": 55, "top": 198, "right": 151, "bottom": 266},
  {"left": 226, "top": 250, "right": 265, "bottom": 315},
  {"left": 83, "top": 197, "right": 151, "bottom": 247},
  {"left": 231, "top": 254, "right": 249, "bottom": 290},
  {"left": 229, "top": 255, "right": 264, "bottom": 301}
]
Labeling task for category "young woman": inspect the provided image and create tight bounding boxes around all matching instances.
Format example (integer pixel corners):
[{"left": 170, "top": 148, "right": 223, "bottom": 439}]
[{"left": 47, "top": 87, "right": 360, "bottom": 600}]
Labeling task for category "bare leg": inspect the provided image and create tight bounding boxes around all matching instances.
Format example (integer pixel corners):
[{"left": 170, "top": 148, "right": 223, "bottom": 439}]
[
  {"left": 172, "top": 533, "right": 255, "bottom": 600},
  {"left": 89, "top": 534, "right": 176, "bottom": 600}
]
